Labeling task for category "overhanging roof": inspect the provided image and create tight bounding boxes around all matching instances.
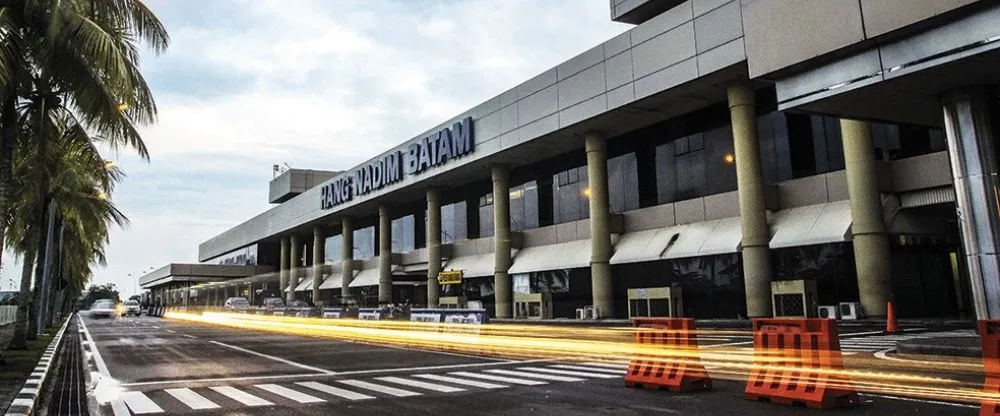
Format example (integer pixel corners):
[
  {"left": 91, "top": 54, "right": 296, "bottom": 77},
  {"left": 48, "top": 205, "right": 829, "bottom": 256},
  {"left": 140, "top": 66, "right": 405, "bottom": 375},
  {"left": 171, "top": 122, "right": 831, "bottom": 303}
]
[{"left": 139, "top": 264, "right": 275, "bottom": 289}]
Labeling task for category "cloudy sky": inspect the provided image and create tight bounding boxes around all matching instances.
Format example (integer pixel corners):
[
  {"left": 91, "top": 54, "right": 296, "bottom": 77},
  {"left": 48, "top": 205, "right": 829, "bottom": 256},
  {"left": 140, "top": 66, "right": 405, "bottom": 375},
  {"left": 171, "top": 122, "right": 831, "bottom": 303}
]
[{"left": 0, "top": 0, "right": 629, "bottom": 295}]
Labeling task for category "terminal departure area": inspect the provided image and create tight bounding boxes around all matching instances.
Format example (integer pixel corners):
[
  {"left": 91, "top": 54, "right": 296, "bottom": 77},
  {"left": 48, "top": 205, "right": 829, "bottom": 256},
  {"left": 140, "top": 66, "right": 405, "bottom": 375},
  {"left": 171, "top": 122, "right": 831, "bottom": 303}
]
[{"left": 3, "top": 0, "right": 1000, "bottom": 415}]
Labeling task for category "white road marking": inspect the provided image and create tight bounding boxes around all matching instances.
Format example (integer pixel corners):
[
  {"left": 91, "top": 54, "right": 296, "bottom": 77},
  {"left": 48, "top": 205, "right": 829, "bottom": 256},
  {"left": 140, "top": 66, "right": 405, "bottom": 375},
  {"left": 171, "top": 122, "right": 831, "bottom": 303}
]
[
  {"left": 517, "top": 367, "right": 619, "bottom": 379},
  {"left": 181, "top": 334, "right": 197, "bottom": 339},
  {"left": 209, "top": 341, "right": 335, "bottom": 374},
  {"left": 78, "top": 316, "right": 132, "bottom": 416},
  {"left": 579, "top": 361, "right": 629, "bottom": 370},
  {"left": 255, "top": 384, "right": 325, "bottom": 403},
  {"left": 448, "top": 371, "right": 547, "bottom": 386},
  {"left": 413, "top": 374, "right": 507, "bottom": 389},
  {"left": 210, "top": 386, "right": 274, "bottom": 406},
  {"left": 485, "top": 369, "right": 585, "bottom": 382},
  {"left": 165, "top": 388, "right": 220, "bottom": 410},
  {"left": 120, "top": 391, "right": 164, "bottom": 414},
  {"left": 296, "top": 381, "right": 375, "bottom": 400},
  {"left": 337, "top": 379, "right": 422, "bottom": 397},
  {"left": 550, "top": 364, "right": 626, "bottom": 374},
  {"left": 859, "top": 393, "right": 980, "bottom": 408},
  {"left": 376, "top": 376, "right": 466, "bottom": 393},
  {"left": 873, "top": 348, "right": 982, "bottom": 368},
  {"left": 164, "top": 330, "right": 176, "bottom": 334}
]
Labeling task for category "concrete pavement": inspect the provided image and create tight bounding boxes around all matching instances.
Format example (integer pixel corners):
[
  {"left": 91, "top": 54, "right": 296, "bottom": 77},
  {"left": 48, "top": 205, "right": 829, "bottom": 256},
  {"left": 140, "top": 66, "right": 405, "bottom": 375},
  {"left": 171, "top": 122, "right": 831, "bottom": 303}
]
[{"left": 74, "top": 314, "right": 981, "bottom": 415}]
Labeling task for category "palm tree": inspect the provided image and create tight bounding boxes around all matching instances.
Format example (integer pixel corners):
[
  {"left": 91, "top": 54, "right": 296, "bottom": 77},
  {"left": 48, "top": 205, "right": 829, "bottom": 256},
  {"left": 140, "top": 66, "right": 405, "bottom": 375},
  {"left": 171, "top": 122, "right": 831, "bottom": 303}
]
[{"left": 0, "top": 0, "right": 168, "bottom": 275}]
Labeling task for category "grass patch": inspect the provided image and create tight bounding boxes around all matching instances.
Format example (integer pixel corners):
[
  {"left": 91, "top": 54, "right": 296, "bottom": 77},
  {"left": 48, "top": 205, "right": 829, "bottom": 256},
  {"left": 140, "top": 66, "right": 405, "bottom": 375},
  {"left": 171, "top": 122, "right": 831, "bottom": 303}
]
[{"left": 0, "top": 333, "right": 56, "bottom": 385}]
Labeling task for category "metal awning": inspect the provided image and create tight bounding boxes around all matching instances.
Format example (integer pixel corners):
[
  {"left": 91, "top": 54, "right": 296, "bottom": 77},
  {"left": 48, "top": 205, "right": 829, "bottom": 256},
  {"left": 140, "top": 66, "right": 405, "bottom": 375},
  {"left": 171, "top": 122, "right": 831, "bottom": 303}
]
[
  {"left": 612, "top": 217, "right": 743, "bottom": 263},
  {"left": 442, "top": 253, "right": 497, "bottom": 278},
  {"left": 610, "top": 227, "right": 679, "bottom": 264},
  {"left": 769, "top": 200, "right": 853, "bottom": 249},
  {"left": 508, "top": 239, "right": 592, "bottom": 274},
  {"left": 318, "top": 273, "right": 344, "bottom": 290}
]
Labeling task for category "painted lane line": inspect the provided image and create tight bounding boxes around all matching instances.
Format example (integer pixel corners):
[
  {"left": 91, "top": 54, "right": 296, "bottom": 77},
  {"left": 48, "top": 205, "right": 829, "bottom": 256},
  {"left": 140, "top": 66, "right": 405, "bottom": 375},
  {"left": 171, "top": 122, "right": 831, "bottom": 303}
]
[
  {"left": 859, "top": 393, "right": 980, "bottom": 408},
  {"left": 78, "top": 317, "right": 132, "bottom": 416},
  {"left": 375, "top": 376, "right": 466, "bottom": 393},
  {"left": 210, "top": 386, "right": 274, "bottom": 406},
  {"left": 164, "top": 388, "right": 220, "bottom": 410},
  {"left": 337, "top": 379, "right": 422, "bottom": 397},
  {"left": 209, "top": 341, "right": 335, "bottom": 375},
  {"left": 181, "top": 334, "right": 197, "bottom": 339},
  {"left": 120, "top": 391, "right": 164, "bottom": 414},
  {"left": 164, "top": 330, "right": 176, "bottom": 334},
  {"left": 485, "top": 369, "right": 585, "bottom": 382},
  {"left": 413, "top": 374, "right": 508, "bottom": 389},
  {"left": 517, "top": 367, "right": 619, "bottom": 379},
  {"left": 579, "top": 361, "right": 629, "bottom": 370},
  {"left": 255, "top": 384, "right": 325, "bottom": 403},
  {"left": 549, "top": 364, "right": 626, "bottom": 374},
  {"left": 448, "top": 371, "right": 548, "bottom": 386},
  {"left": 296, "top": 381, "right": 375, "bottom": 400}
]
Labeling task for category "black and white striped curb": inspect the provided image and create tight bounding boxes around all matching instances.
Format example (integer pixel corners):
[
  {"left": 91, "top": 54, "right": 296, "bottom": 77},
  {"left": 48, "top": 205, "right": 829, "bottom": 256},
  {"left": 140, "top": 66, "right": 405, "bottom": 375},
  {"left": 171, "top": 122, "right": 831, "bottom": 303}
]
[{"left": 4, "top": 318, "right": 71, "bottom": 416}]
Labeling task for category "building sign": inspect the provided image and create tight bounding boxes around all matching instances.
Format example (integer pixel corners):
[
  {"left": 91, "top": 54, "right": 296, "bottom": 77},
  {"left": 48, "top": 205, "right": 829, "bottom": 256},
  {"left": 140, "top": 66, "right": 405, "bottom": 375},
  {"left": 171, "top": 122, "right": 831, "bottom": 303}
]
[
  {"left": 321, "top": 117, "right": 474, "bottom": 210},
  {"left": 438, "top": 270, "right": 464, "bottom": 285}
]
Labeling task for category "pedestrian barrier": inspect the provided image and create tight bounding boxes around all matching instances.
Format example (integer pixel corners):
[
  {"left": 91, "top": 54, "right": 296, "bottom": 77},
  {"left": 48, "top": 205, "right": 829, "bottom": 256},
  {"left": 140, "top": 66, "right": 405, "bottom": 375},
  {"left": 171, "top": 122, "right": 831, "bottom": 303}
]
[
  {"left": 744, "top": 318, "right": 859, "bottom": 409},
  {"left": 624, "top": 317, "right": 711, "bottom": 392},
  {"left": 980, "top": 320, "right": 1000, "bottom": 415}
]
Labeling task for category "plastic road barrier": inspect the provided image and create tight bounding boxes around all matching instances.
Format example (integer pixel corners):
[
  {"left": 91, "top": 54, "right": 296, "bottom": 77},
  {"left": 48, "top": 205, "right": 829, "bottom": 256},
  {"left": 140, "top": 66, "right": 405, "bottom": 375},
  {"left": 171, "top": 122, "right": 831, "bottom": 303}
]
[{"left": 624, "top": 317, "right": 711, "bottom": 392}]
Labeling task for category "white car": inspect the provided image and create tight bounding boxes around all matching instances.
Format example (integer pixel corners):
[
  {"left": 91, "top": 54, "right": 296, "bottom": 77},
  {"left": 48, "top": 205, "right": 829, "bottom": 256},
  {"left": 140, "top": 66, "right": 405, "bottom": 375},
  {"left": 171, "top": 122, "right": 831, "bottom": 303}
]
[
  {"left": 224, "top": 297, "right": 251, "bottom": 311},
  {"left": 123, "top": 300, "right": 141, "bottom": 316},
  {"left": 90, "top": 299, "right": 118, "bottom": 318}
]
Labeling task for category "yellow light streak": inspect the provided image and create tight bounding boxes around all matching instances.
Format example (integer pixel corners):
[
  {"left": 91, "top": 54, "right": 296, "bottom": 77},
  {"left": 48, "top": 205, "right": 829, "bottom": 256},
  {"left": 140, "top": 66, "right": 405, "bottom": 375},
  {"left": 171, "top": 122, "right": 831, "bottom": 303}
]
[{"left": 164, "top": 311, "right": 994, "bottom": 406}]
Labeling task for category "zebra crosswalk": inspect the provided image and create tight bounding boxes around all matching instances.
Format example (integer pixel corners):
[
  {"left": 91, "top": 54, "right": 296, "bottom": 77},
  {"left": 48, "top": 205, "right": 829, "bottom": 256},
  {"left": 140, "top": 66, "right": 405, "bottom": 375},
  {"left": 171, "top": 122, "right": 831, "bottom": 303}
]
[{"left": 114, "top": 362, "right": 628, "bottom": 414}]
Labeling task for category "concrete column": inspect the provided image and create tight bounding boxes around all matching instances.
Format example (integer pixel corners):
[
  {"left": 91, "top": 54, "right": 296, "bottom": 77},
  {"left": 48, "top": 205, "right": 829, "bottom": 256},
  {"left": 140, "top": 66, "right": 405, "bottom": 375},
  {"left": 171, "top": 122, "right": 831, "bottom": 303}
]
[
  {"left": 288, "top": 234, "right": 300, "bottom": 303},
  {"left": 841, "top": 119, "right": 892, "bottom": 318},
  {"left": 942, "top": 86, "right": 1000, "bottom": 319},
  {"left": 427, "top": 188, "right": 443, "bottom": 308},
  {"left": 341, "top": 218, "right": 355, "bottom": 297},
  {"left": 279, "top": 236, "right": 290, "bottom": 303},
  {"left": 492, "top": 165, "right": 513, "bottom": 318},
  {"left": 312, "top": 226, "right": 325, "bottom": 305},
  {"left": 378, "top": 205, "right": 393, "bottom": 305},
  {"left": 728, "top": 83, "right": 773, "bottom": 318},
  {"left": 585, "top": 132, "right": 614, "bottom": 318}
]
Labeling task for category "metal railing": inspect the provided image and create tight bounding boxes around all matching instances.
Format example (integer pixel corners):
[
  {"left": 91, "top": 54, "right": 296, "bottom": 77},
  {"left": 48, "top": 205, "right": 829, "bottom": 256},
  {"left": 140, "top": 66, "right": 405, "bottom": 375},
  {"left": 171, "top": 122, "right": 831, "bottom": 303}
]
[{"left": 0, "top": 305, "right": 18, "bottom": 326}]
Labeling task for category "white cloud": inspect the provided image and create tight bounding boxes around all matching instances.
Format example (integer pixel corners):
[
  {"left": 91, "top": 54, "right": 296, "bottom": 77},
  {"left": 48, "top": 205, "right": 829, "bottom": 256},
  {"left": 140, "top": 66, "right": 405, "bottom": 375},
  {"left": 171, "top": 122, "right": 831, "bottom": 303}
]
[{"left": 0, "top": 0, "right": 630, "bottom": 295}]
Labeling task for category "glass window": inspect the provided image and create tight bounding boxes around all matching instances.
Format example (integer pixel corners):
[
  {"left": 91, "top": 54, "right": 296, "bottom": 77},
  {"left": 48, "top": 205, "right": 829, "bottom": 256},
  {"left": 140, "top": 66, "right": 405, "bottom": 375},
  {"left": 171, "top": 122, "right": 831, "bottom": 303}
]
[
  {"left": 391, "top": 214, "right": 415, "bottom": 253},
  {"left": 353, "top": 226, "right": 375, "bottom": 259},
  {"left": 510, "top": 181, "right": 540, "bottom": 232},
  {"left": 479, "top": 194, "right": 495, "bottom": 238},
  {"left": 553, "top": 166, "right": 589, "bottom": 223},
  {"left": 703, "top": 126, "right": 738, "bottom": 195},
  {"left": 441, "top": 201, "right": 468, "bottom": 243},
  {"left": 324, "top": 234, "right": 343, "bottom": 263},
  {"left": 608, "top": 153, "right": 639, "bottom": 214}
]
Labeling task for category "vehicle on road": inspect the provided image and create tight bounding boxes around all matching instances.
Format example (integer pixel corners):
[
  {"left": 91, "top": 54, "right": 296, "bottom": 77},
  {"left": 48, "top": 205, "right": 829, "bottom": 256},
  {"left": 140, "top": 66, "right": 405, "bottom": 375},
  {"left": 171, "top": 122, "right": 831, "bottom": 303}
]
[
  {"left": 89, "top": 299, "right": 118, "bottom": 319},
  {"left": 261, "top": 297, "right": 284, "bottom": 312},
  {"left": 123, "top": 300, "right": 141, "bottom": 316},
  {"left": 223, "top": 296, "right": 251, "bottom": 311}
]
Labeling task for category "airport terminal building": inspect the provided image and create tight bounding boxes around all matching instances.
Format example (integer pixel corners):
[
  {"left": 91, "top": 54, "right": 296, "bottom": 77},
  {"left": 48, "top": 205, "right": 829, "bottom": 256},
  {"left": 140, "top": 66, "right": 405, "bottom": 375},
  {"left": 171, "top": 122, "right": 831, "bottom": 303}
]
[{"left": 141, "top": 0, "right": 1000, "bottom": 321}]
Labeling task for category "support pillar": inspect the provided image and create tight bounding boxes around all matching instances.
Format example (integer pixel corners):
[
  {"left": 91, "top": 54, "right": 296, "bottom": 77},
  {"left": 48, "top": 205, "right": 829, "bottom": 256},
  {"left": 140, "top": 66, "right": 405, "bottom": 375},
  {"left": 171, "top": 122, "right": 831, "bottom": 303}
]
[
  {"left": 279, "top": 236, "right": 290, "bottom": 303},
  {"left": 312, "top": 226, "right": 325, "bottom": 306},
  {"left": 841, "top": 119, "right": 892, "bottom": 318},
  {"left": 585, "top": 132, "right": 614, "bottom": 318},
  {"left": 341, "top": 218, "right": 355, "bottom": 299},
  {"left": 492, "top": 165, "right": 513, "bottom": 318},
  {"left": 427, "top": 188, "right": 443, "bottom": 307},
  {"left": 728, "top": 83, "right": 773, "bottom": 318},
  {"left": 288, "top": 234, "right": 300, "bottom": 303},
  {"left": 942, "top": 86, "right": 1000, "bottom": 319},
  {"left": 378, "top": 205, "right": 392, "bottom": 305}
]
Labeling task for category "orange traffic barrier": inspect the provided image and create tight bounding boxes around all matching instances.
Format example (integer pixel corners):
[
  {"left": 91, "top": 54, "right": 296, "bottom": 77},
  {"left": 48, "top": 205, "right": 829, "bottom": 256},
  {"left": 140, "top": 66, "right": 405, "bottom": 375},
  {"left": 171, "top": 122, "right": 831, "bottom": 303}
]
[
  {"left": 886, "top": 302, "right": 898, "bottom": 333},
  {"left": 745, "top": 318, "right": 859, "bottom": 409},
  {"left": 624, "top": 317, "right": 711, "bottom": 392},
  {"left": 980, "top": 320, "right": 1000, "bottom": 415}
]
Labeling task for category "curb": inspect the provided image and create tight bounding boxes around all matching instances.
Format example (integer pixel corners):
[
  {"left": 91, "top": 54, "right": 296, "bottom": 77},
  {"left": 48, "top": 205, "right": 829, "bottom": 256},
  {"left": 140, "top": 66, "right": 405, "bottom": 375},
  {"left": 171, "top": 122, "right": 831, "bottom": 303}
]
[
  {"left": 3, "top": 318, "right": 71, "bottom": 416},
  {"left": 897, "top": 337, "right": 982, "bottom": 358}
]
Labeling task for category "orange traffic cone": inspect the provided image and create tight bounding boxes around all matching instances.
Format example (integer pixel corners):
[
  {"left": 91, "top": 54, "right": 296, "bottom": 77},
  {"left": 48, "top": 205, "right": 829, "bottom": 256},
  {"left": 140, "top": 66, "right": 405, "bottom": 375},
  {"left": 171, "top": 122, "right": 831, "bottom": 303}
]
[{"left": 886, "top": 301, "right": 898, "bottom": 333}]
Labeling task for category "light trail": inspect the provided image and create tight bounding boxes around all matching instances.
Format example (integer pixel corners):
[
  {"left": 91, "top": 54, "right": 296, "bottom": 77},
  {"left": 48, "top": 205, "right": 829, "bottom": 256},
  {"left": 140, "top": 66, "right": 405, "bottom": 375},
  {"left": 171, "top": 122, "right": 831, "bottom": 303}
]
[{"left": 165, "top": 311, "right": 994, "bottom": 407}]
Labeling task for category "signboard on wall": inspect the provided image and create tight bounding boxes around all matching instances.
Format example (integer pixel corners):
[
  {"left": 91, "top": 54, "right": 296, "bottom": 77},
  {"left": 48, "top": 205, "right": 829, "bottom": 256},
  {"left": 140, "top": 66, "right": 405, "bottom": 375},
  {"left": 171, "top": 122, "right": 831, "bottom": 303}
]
[
  {"left": 438, "top": 270, "right": 464, "bottom": 285},
  {"left": 320, "top": 117, "right": 475, "bottom": 210}
]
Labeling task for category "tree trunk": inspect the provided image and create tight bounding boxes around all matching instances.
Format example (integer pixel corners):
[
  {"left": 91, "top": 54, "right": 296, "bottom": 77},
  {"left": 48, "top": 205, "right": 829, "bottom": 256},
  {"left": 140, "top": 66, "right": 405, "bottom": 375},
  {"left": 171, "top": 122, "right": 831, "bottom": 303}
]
[
  {"left": 0, "top": 91, "right": 17, "bottom": 281},
  {"left": 9, "top": 248, "right": 36, "bottom": 350},
  {"left": 29, "top": 199, "right": 49, "bottom": 336}
]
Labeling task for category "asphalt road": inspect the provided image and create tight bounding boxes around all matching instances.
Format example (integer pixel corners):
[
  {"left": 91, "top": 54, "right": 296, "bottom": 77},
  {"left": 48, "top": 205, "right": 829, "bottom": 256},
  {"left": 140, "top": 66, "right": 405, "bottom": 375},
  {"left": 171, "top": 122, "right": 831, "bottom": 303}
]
[{"left": 76, "top": 314, "right": 981, "bottom": 415}]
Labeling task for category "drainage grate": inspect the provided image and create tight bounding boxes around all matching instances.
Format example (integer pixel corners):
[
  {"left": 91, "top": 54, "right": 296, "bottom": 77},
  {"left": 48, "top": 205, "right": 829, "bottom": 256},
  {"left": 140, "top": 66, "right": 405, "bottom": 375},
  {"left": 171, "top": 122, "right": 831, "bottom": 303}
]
[{"left": 47, "top": 319, "right": 89, "bottom": 415}]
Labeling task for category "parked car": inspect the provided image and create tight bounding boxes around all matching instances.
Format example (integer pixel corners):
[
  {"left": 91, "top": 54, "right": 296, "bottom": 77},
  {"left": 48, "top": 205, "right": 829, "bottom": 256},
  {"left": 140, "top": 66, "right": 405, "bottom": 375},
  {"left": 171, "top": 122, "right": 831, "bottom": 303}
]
[
  {"left": 90, "top": 299, "right": 118, "bottom": 319},
  {"left": 223, "top": 297, "right": 251, "bottom": 311},
  {"left": 261, "top": 297, "right": 284, "bottom": 312},
  {"left": 123, "top": 300, "right": 141, "bottom": 317}
]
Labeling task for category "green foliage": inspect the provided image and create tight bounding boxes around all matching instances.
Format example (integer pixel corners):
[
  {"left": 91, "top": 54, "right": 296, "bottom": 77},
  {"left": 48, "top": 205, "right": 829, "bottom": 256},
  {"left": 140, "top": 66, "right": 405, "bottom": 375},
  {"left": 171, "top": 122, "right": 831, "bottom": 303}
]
[{"left": 79, "top": 282, "right": 120, "bottom": 307}]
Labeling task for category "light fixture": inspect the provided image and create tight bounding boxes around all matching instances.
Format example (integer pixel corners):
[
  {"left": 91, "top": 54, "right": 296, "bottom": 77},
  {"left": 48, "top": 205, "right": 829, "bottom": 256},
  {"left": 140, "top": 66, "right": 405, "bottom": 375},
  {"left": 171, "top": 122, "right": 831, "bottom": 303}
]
[
  {"left": 724, "top": 153, "right": 735, "bottom": 164},
  {"left": 582, "top": 187, "right": 592, "bottom": 197}
]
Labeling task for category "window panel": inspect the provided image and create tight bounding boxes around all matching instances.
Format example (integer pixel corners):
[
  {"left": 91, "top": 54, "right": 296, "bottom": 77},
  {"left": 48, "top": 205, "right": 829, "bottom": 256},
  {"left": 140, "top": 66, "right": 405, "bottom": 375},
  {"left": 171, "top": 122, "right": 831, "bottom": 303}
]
[
  {"left": 354, "top": 226, "right": 375, "bottom": 259},
  {"left": 324, "top": 234, "right": 343, "bottom": 263},
  {"left": 479, "top": 203, "right": 495, "bottom": 238},
  {"left": 704, "top": 126, "right": 738, "bottom": 194}
]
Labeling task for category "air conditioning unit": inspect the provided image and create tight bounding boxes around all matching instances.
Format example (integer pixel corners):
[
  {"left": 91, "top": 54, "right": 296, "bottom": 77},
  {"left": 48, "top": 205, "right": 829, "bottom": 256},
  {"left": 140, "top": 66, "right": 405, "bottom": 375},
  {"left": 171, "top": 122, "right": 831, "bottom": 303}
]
[
  {"left": 839, "top": 302, "right": 862, "bottom": 320},
  {"left": 514, "top": 293, "right": 553, "bottom": 319},
  {"left": 771, "top": 280, "right": 818, "bottom": 317},
  {"left": 817, "top": 305, "right": 838, "bottom": 320},
  {"left": 627, "top": 285, "right": 683, "bottom": 318},
  {"left": 576, "top": 306, "right": 597, "bottom": 320}
]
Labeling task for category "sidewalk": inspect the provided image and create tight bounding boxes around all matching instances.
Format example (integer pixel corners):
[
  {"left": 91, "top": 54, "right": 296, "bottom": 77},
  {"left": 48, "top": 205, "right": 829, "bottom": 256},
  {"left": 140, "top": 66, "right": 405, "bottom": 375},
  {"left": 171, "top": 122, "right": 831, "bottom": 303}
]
[
  {"left": 897, "top": 336, "right": 982, "bottom": 358},
  {"left": 490, "top": 317, "right": 975, "bottom": 330}
]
